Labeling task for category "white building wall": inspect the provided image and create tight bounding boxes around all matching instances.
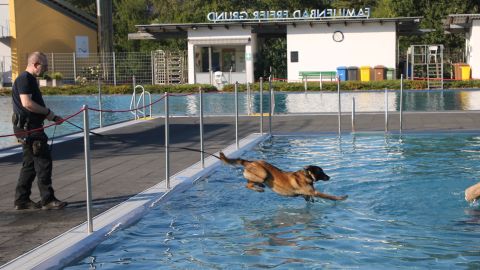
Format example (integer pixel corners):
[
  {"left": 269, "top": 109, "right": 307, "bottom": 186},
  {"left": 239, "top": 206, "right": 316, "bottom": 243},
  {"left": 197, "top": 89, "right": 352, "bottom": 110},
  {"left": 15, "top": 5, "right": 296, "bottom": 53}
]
[
  {"left": 468, "top": 20, "right": 480, "bottom": 79},
  {"left": 287, "top": 22, "right": 396, "bottom": 81}
]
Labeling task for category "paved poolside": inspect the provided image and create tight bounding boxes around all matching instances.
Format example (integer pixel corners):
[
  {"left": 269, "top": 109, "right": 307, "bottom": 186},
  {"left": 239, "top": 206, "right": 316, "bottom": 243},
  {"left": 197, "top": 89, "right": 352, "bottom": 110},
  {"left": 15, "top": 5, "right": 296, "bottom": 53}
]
[{"left": 1, "top": 111, "right": 480, "bottom": 265}]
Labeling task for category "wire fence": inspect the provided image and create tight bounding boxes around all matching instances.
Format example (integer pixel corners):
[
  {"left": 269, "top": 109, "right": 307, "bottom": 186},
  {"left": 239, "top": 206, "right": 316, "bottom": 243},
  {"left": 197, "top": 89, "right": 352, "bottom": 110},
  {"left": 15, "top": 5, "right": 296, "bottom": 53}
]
[{"left": 44, "top": 51, "right": 187, "bottom": 86}]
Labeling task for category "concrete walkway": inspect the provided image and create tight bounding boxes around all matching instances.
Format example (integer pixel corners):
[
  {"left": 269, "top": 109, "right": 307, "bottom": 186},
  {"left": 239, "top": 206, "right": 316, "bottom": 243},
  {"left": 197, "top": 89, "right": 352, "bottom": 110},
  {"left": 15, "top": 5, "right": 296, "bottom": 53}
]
[{"left": 1, "top": 111, "right": 480, "bottom": 265}]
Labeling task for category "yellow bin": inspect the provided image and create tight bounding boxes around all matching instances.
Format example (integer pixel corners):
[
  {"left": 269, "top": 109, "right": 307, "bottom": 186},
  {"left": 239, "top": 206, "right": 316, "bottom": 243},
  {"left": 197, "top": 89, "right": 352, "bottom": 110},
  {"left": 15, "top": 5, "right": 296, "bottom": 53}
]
[
  {"left": 461, "top": 66, "right": 471, "bottom": 81},
  {"left": 360, "top": 66, "right": 371, "bottom": 82}
]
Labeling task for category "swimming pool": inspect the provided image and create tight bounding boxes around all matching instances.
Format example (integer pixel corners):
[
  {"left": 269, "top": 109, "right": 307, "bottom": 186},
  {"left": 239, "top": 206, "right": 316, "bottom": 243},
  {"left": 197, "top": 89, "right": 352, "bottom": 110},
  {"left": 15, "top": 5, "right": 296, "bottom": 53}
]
[
  {"left": 66, "top": 133, "right": 480, "bottom": 269},
  {"left": 2, "top": 89, "right": 480, "bottom": 149}
]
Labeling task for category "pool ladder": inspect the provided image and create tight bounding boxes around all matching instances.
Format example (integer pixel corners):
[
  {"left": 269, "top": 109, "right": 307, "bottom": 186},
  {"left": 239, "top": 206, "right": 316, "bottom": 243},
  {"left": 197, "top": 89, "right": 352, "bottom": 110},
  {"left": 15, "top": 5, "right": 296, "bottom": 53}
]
[{"left": 130, "top": 85, "right": 152, "bottom": 119}]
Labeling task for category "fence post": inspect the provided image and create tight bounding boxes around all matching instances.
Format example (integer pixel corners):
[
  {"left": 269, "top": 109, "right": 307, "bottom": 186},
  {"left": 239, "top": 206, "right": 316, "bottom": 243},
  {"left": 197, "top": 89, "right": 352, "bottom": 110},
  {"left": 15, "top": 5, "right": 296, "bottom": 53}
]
[
  {"left": 164, "top": 92, "right": 170, "bottom": 189},
  {"left": 260, "top": 77, "right": 263, "bottom": 135},
  {"left": 337, "top": 76, "right": 341, "bottom": 135},
  {"left": 304, "top": 76, "right": 308, "bottom": 92},
  {"left": 269, "top": 76, "right": 272, "bottom": 135},
  {"left": 199, "top": 87, "right": 204, "bottom": 168},
  {"left": 83, "top": 105, "right": 93, "bottom": 234},
  {"left": 352, "top": 97, "right": 356, "bottom": 132},
  {"left": 73, "top": 53, "right": 77, "bottom": 84},
  {"left": 112, "top": 52, "right": 117, "bottom": 86},
  {"left": 51, "top": 53, "right": 55, "bottom": 73},
  {"left": 235, "top": 81, "right": 239, "bottom": 149},
  {"left": 151, "top": 51, "right": 155, "bottom": 85},
  {"left": 385, "top": 88, "right": 389, "bottom": 132},
  {"left": 400, "top": 74, "right": 404, "bottom": 133}
]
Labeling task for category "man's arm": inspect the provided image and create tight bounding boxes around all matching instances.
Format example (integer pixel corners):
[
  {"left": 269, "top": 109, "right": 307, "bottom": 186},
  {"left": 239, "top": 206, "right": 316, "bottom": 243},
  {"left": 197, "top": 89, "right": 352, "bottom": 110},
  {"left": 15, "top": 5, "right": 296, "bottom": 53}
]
[
  {"left": 19, "top": 94, "right": 61, "bottom": 122},
  {"left": 19, "top": 94, "right": 49, "bottom": 115}
]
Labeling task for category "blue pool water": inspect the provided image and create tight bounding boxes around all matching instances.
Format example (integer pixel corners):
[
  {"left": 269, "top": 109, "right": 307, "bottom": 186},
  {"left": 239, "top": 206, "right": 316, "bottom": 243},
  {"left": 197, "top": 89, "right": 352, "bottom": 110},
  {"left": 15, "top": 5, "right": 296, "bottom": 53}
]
[
  {"left": 67, "top": 134, "right": 480, "bottom": 269},
  {"left": 1, "top": 89, "right": 480, "bottom": 149}
]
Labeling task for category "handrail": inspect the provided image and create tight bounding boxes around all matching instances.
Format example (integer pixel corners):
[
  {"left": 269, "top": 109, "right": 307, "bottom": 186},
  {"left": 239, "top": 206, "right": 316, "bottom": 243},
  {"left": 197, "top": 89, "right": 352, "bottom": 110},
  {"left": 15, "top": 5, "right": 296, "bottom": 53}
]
[{"left": 130, "top": 85, "right": 152, "bottom": 119}]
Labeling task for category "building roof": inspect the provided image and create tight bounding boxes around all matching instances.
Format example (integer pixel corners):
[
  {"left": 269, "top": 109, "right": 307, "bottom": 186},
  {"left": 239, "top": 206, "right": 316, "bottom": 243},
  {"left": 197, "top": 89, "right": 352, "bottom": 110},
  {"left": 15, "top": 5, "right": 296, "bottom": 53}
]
[
  {"left": 129, "top": 17, "right": 422, "bottom": 40},
  {"left": 444, "top": 14, "right": 480, "bottom": 33},
  {"left": 38, "top": 0, "right": 97, "bottom": 30}
]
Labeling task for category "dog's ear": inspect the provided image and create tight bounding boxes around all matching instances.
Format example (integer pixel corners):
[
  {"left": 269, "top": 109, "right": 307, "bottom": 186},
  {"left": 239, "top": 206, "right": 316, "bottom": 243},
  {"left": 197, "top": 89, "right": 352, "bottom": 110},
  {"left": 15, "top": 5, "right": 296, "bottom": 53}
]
[{"left": 303, "top": 166, "right": 316, "bottom": 182}]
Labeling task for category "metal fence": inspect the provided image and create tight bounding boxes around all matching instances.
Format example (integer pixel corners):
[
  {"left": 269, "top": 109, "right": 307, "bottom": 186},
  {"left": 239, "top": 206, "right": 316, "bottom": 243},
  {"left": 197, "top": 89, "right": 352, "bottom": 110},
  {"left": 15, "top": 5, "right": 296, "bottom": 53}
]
[{"left": 45, "top": 50, "right": 188, "bottom": 85}]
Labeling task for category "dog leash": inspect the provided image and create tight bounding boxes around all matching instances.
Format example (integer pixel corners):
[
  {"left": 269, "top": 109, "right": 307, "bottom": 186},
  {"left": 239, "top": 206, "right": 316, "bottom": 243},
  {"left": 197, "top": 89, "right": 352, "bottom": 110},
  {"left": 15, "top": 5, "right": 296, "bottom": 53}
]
[{"left": 65, "top": 120, "right": 220, "bottom": 159}]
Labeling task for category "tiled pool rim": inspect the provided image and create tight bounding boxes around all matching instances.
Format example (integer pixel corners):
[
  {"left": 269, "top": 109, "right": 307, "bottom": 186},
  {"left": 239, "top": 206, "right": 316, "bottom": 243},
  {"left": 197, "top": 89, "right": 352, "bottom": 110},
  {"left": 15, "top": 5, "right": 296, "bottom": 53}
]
[{"left": 1, "top": 133, "right": 268, "bottom": 270}]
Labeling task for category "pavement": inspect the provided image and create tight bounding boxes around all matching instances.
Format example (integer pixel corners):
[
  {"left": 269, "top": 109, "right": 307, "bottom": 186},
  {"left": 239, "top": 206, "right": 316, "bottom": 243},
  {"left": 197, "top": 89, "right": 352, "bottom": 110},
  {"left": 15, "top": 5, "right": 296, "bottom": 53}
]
[{"left": 1, "top": 111, "right": 480, "bottom": 265}]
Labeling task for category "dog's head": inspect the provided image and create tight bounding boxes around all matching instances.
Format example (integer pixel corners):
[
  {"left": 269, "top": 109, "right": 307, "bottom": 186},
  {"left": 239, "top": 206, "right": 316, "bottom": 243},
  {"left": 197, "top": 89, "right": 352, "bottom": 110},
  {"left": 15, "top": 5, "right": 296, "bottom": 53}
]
[{"left": 304, "top": 165, "right": 330, "bottom": 182}]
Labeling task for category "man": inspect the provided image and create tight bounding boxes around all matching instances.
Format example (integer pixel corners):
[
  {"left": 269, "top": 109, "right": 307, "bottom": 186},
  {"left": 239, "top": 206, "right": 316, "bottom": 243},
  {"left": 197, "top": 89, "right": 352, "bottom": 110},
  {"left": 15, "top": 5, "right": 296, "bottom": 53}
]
[{"left": 12, "top": 52, "right": 67, "bottom": 210}]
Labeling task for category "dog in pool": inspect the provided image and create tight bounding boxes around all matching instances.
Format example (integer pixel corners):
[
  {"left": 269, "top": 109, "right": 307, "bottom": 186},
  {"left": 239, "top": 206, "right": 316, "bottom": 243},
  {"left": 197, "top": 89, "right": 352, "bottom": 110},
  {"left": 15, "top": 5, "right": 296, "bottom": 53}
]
[{"left": 219, "top": 152, "right": 348, "bottom": 202}]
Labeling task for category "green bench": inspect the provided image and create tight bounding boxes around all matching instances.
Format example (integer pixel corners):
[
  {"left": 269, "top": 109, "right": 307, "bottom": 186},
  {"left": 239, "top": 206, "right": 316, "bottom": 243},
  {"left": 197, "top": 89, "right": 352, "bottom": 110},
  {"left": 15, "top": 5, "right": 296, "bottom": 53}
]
[{"left": 299, "top": 71, "right": 336, "bottom": 81}]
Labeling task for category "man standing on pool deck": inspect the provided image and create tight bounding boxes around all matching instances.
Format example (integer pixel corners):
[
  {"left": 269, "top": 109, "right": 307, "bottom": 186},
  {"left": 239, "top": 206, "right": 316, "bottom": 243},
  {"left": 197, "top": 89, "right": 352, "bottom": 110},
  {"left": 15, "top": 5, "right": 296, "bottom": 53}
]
[{"left": 11, "top": 51, "right": 67, "bottom": 210}]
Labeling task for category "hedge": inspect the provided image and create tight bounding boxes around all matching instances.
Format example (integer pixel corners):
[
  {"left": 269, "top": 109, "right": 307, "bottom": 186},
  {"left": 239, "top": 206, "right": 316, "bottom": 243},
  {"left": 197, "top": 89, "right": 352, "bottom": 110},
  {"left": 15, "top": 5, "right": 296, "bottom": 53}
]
[{"left": 1, "top": 80, "right": 479, "bottom": 96}]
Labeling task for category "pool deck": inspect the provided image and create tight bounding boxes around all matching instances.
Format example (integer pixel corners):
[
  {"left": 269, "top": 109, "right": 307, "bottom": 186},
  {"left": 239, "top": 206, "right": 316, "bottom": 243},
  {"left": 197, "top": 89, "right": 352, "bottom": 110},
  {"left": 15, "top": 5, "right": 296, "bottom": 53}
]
[{"left": 1, "top": 111, "right": 480, "bottom": 266}]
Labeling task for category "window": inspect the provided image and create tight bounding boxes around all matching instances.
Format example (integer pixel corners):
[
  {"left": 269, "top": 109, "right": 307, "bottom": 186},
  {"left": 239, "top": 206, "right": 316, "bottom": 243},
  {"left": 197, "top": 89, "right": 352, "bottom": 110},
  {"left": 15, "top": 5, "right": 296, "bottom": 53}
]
[
  {"left": 290, "top": 51, "right": 298, "bottom": 63},
  {"left": 222, "top": 49, "right": 236, "bottom": 72}
]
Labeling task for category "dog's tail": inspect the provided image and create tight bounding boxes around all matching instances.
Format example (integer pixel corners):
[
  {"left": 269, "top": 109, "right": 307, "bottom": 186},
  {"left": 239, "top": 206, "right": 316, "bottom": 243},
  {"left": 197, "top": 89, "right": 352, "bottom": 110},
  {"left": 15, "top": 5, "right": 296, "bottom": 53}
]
[{"left": 219, "top": 152, "right": 249, "bottom": 166}]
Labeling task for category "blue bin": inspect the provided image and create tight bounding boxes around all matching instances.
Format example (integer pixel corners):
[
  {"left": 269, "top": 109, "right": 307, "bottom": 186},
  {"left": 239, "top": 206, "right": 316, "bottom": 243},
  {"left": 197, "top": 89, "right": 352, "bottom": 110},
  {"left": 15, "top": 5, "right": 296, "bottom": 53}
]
[{"left": 336, "top": 66, "right": 347, "bottom": 81}]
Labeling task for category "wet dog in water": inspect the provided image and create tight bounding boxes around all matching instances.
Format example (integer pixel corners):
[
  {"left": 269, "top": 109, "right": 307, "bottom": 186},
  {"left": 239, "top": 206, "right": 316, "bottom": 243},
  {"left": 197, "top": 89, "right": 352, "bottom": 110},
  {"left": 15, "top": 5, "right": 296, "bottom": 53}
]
[{"left": 219, "top": 152, "right": 348, "bottom": 202}]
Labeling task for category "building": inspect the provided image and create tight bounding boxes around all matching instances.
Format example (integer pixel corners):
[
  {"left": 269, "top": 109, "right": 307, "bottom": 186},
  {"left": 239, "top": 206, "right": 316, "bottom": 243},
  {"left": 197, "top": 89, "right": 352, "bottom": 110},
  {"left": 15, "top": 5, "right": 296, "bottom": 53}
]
[
  {"left": 445, "top": 14, "right": 480, "bottom": 79},
  {"left": 129, "top": 8, "right": 422, "bottom": 86},
  {"left": 7, "top": 0, "right": 98, "bottom": 81}
]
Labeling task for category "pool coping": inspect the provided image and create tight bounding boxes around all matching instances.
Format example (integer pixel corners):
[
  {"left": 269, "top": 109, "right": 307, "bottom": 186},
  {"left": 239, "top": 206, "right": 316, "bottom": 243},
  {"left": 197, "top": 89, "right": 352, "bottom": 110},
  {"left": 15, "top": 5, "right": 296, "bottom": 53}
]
[{"left": 1, "top": 132, "right": 269, "bottom": 270}]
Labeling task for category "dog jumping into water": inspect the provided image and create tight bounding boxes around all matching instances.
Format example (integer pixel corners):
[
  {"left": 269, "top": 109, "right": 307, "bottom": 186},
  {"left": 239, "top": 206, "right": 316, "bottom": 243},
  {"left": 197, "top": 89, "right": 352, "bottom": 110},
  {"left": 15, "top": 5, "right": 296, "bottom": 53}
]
[{"left": 219, "top": 152, "right": 348, "bottom": 202}]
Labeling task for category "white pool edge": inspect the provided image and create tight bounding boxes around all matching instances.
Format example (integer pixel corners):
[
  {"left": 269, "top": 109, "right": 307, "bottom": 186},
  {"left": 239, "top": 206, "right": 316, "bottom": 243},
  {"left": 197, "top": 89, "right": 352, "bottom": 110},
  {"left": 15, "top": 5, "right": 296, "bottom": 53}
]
[{"left": 1, "top": 132, "right": 269, "bottom": 270}]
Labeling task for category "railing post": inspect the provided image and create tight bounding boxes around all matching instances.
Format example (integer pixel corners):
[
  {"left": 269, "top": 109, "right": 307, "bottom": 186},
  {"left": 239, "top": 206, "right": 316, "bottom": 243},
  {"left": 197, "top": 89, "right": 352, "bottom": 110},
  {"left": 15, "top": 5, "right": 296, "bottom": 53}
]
[
  {"left": 319, "top": 73, "right": 323, "bottom": 90},
  {"left": 385, "top": 88, "right": 389, "bottom": 132},
  {"left": 164, "top": 92, "right": 170, "bottom": 189},
  {"left": 269, "top": 76, "right": 272, "bottom": 135},
  {"left": 112, "top": 52, "right": 117, "bottom": 86},
  {"left": 337, "top": 76, "right": 341, "bottom": 135},
  {"left": 235, "top": 81, "right": 239, "bottom": 149},
  {"left": 304, "top": 76, "right": 308, "bottom": 92},
  {"left": 97, "top": 77, "right": 102, "bottom": 128},
  {"left": 199, "top": 87, "right": 204, "bottom": 168},
  {"left": 133, "top": 76, "right": 137, "bottom": 120},
  {"left": 352, "top": 97, "right": 356, "bottom": 133},
  {"left": 260, "top": 77, "right": 263, "bottom": 135},
  {"left": 400, "top": 74, "right": 404, "bottom": 133},
  {"left": 83, "top": 105, "right": 93, "bottom": 234}
]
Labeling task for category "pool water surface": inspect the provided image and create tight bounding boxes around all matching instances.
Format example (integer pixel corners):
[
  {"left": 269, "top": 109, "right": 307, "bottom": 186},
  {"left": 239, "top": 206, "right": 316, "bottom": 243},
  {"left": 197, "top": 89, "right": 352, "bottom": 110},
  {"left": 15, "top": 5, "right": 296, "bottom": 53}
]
[{"left": 66, "top": 133, "right": 480, "bottom": 269}]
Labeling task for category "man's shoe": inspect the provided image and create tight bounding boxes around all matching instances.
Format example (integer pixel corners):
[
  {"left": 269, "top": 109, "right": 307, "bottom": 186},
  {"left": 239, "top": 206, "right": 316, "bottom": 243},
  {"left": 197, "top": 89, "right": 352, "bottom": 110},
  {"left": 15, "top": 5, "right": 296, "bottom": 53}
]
[
  {"left": 15, "top": 200, "right": 41, "bottom": 210},
  {"left": 42, "top": 200, "right": 67, "bottom": 210}
]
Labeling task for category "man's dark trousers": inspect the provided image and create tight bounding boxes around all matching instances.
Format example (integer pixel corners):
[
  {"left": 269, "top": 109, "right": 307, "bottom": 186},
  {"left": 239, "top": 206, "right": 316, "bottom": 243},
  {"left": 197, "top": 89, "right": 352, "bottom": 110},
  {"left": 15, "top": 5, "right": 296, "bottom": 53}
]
[{"left": 14, "top": 133, "right": 55, "bottom": 205}]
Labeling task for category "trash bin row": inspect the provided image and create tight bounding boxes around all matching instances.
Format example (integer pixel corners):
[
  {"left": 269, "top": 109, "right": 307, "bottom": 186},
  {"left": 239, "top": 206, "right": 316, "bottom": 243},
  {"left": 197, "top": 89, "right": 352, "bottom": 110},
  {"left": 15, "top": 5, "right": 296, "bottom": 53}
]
[{"left": 336, "top": 66, "right": 394, "bottom": 81}]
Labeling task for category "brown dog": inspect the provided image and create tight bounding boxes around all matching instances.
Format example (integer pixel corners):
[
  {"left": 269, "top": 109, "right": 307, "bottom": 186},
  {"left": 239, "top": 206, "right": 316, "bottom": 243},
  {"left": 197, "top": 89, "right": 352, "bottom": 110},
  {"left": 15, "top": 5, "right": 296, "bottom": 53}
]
[{"left": 219, "top": 152, "right": 348, "bottom": 202}]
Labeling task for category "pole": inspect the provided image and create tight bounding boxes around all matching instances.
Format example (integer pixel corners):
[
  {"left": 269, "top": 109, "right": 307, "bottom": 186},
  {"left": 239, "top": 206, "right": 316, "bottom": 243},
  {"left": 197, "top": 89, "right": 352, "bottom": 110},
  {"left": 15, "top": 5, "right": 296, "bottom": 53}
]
[
  {"left": 199, "top": 88, "right": 204, "bottom": 168},
  {"left": 112, "top": 52, "right": 116, "bottom": 86},
  {"left": 73, "top": 53, "right": 77, "bottom": 84},
  {"left": 235, "top": 81, "right": 239, "bottom": 149},
  {"left": 269, "top": 76, "right": 272, "bottom": 135},
  {"left": 352, "top": 97, "right": 356, "bottom": 132},
  {"left": 260, "top": 77, "right": 263, "bottom": 135},
  {"left": 83, "top": 105, "right": 93, "bottom": 234},
  {"left": 133, "top": 75, "right": 137, "bottom": 120},
  {"left": 97, "top": 77, "right": 102, "bottom": 128},
  {"left": 164, "top": 92, "right": 170, "bottom": 189},
  {"left": 385, "top": 88, "right": 389, "bottom": 132},
  {"left": 337, "top": 76, "right": 341, "bottom": 135},
  {"left": 400, "top": 74, "right": 404, "bottom": 133},
  {"left": 320, "top": 73, "right": 323, "bottom": 90}
]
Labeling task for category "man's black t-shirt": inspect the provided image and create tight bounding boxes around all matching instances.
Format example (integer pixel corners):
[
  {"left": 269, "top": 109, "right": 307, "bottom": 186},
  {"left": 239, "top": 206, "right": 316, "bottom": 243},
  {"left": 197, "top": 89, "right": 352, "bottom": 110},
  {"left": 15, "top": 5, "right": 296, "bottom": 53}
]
[{"left": 12, "top": 71, "right": 46, "bottom": 119}]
